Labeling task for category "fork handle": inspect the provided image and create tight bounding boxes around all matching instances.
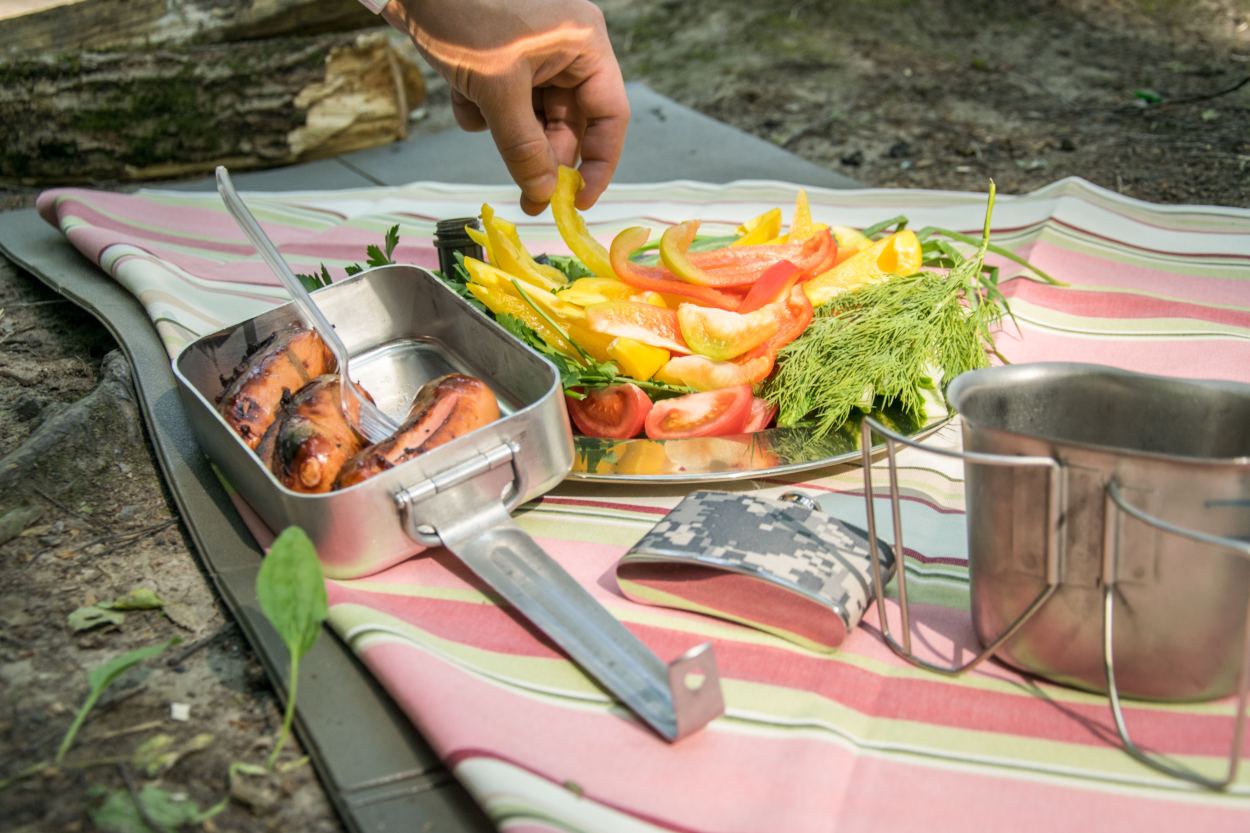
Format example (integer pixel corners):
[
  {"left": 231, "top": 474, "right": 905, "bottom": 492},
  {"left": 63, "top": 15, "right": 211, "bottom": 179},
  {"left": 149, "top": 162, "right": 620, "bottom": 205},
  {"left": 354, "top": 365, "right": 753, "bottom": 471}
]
[{"left": 215, "top": 167, "right": 353, "bottom": 361}]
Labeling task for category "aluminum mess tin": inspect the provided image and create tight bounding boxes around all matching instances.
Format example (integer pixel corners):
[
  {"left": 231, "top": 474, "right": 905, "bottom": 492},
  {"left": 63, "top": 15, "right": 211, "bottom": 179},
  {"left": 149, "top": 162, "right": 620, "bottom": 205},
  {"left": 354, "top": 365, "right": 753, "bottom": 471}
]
[
  {"left": 172, "top": 263, "right": 725, "bottom": 741},
  {"left": 172, "top": 263, "right": 573, "bottom": 579},
  {"left": 948, "top": 363, "right": 1250, "bottom": 701}
]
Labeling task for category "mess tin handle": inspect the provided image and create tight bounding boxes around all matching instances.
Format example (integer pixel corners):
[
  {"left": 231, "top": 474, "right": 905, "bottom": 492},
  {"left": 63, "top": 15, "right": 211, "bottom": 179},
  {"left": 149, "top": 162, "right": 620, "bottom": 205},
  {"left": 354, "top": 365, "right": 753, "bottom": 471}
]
[
  {"left": 392, "top": 442, "right": 725, "bottom": 742},
  {"left": 1101, "top": 481, "right": 1250, "bottom": 789},
  {"left": 860, "top": 417, "right": 1064, "bottom": 675}
]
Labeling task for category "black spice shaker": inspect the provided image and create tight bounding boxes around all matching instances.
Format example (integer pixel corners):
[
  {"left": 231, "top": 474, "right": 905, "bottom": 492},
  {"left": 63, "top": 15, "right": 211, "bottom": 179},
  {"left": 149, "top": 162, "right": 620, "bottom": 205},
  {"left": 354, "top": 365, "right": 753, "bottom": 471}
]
[{"left": 434, "top": 217, "right": 485, "bottom": 276}]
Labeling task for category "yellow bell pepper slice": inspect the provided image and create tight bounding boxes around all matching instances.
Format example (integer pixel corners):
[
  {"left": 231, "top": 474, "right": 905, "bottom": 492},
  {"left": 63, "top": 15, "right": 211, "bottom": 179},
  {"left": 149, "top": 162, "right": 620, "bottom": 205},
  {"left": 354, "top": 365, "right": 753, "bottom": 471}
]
[
  {"left": 556, "top": 277, "right": 636, "bottom": 307},
  {"left": 480, "top": 204, "right": 566, "bottom": 292},
  {"left": 607, "top": 337, "right": 669, "bottom": 380},
  {"left": 803, "top": 230, "right": 924, "bottom": 308},
  {"left": 782, "top": 189, "right": 827, "bottom": 243},
  {"left": 552, "top": 166, "right": 616, "bottom": 278},
  {"left": 463, "top": 257, "right": 585, "bottom": 322},
  {"left": 465, "top": 224, "right": 491, "bottom": 258},
  {"left": 732, "top": 207, "right": 782, "bottom": 246},
  {"left": 829, "top": 225, "right": 871, "bottom": 264},
  {"left": 565, "top": 322, "right": 615, "bottom": 364},
  {"left": 491, "top": 214, "right": 567, "bottom": 286},
  {"left": 467, "top": 284, "right": 577, "bottom": 357},
  {"left": 631, "top": 291, "right": 668, "bottom": 308}
]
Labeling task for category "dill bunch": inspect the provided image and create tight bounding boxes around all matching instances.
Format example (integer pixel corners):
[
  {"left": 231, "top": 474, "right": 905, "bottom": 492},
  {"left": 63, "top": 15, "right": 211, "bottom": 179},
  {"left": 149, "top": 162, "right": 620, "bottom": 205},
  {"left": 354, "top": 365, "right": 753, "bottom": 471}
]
[{"left": 761, "top": 184, "right": 1006, "bottom": 437}]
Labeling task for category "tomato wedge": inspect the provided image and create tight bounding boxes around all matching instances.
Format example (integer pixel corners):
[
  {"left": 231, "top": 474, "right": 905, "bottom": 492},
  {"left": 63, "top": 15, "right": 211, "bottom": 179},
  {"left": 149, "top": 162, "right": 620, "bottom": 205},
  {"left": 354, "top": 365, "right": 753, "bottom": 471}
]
[
  {"left": 676, "top": 302, "right": 780, "bottom": 361},
  {"left": 609, "top": 227, "right": 742, "bottom": 310},
  {"left": 566, "top": 383, "right": 653, "bottom": 439},
  {"left": 737, "top": 260, "right": 802, "bottom": 314},
  {"left": 743, "top": 398, "right": 779, "bottom": 432},
  {"left": 644, "top": 385, "right": 754, "bottom": 440},
  {"left": 585, "top": 301, "right": 690, "bottom": 354}
]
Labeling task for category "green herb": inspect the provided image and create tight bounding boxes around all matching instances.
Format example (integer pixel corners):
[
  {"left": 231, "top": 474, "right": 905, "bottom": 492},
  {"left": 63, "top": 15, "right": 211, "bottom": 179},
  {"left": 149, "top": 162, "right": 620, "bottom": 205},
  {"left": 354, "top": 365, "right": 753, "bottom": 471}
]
[
  {"left": 295, "top": 224, "right": 400, "bottom": 291},
  {"left": 435, "top": 250, "right": 489, "bottom": 314},
  {"left": 763, "top": 182, "right": 1006, "bottom": 437},
  {"left": 255, "top": 527, "right": 327, "bottom": 770},
  {"left": 535, "top": 253, "right": 594, "bottom": 281},
  {"left": 348, "top": 224, "right": 400, "bottom": 276},
  {"left": 57, "top": 637, "right": 179, "bottom": 764}
]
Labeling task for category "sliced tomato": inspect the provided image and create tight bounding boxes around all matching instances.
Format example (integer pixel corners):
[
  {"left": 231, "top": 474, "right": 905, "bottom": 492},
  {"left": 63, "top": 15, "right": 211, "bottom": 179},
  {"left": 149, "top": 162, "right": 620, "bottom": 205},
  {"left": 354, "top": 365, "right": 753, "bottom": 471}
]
[
  {"left": 644, "top": 385, "right": 754, "bottom": 440},
  {"left": 586, "top": 301, "right": 690, "bottom": 354},
  {"left": 676, "top": 302, "right": 779, "bottom": 361},
  {"left": 566, "top": 383, "right": 653, "bottom": 439},
  {"left": 743, "top": 398, "right": 778, "bottom": 432},
  {"left": 655, "top": 353, "right": 775, "bottom": 391},
  {"left": 737, "top": 260, "right": 803, "bottom": 314},
  {"left": 609, "top": 227, "right": 742, "bottom": 310}
]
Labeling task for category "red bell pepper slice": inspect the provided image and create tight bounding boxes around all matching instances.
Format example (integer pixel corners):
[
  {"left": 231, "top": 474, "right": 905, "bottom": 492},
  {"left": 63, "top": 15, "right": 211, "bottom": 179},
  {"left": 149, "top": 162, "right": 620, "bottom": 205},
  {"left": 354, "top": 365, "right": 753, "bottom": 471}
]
[
  {"left": 739, "top": 285, "right": 815, "bottom": 363},
  {"left": 609, "top": 227, "right": 742, "bottom": 310},
  {"left": 737, "top": 260, "right": 803, "bottom": 313},
  {"left": 686, "top": 227, "right": 837, "bottom": 284}
]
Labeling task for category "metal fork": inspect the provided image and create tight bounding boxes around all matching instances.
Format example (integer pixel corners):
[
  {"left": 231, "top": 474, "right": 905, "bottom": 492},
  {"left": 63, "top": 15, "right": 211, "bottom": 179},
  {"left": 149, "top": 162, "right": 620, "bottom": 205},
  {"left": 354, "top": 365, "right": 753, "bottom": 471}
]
[{"left": 215, "top": 166, "right": 400, "bottom": 443}]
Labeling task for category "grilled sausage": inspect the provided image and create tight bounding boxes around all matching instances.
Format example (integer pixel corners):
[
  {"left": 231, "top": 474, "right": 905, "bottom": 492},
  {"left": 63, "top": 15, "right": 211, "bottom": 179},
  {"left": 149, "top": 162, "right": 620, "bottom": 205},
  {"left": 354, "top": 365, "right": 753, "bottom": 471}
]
[
  {"left": 262, "top": 375, "right": 365, "bottom": 493},
  {"left": 218, "top": 326, "right": 335, "bottom": 449},
  {"left": 335, "top": 374, "right": 500, "bottom": 488}
]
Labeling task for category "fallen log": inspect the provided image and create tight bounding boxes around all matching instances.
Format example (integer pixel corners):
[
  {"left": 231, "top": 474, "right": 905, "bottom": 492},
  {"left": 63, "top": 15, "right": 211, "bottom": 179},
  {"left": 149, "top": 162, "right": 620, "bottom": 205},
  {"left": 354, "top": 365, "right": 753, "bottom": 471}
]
[
  {"left": 0, "top": 30, "right": 426, "bottom": 184},
  {"left": 0, "top": 0, "right": 380, "bottom": 54}
]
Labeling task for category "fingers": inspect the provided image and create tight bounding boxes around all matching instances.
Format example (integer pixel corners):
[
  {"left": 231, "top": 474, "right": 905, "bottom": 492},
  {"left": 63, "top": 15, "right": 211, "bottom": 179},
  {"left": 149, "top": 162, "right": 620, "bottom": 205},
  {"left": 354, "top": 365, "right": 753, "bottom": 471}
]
[
  {"left": 449, "top": 89, "right": 487, "bottom": 132},
  {"left": 477, "top": 78, "right": 559, "bottom": 215},
  {"left": 539, "top": 86, "right": 586, "bottom": 171},
  {"left": 567, "top": 64, "right": 630, "bottom": 209}
]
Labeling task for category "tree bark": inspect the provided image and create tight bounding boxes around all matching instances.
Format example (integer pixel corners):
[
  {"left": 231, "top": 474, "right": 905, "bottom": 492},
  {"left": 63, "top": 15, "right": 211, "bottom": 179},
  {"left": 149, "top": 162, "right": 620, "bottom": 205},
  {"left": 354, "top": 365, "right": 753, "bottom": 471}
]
[
  {"left": 0, "top": 0, "right": 380, "bottom": 54},
  {"left": 0, "top": 30, "right": 426, "bottom": 184}
]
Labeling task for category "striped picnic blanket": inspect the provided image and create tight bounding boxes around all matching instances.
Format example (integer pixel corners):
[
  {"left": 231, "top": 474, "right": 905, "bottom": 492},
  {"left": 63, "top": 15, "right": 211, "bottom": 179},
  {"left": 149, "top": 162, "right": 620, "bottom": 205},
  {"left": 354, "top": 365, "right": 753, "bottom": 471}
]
[{"left": 37, "top": 178, "right": 1250, "bottom": 832}]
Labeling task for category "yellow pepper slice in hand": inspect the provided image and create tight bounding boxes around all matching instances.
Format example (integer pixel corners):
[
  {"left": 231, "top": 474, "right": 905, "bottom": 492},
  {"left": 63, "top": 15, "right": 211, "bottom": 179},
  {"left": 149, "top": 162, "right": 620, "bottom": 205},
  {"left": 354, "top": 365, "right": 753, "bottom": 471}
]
[
  {"left": 803, "top": 229, "right": 923, "bottom": 308},
  {"left": 552, "top": 166, "right": 616, "bottom": 278}
]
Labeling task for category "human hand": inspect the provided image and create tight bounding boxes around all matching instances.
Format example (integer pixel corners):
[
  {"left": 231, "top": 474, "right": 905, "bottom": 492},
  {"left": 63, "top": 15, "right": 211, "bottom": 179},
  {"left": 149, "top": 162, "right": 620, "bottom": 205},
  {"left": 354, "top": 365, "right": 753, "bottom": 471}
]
[{"left": 381, "top": 0, "right": 630, "bottom": 214}]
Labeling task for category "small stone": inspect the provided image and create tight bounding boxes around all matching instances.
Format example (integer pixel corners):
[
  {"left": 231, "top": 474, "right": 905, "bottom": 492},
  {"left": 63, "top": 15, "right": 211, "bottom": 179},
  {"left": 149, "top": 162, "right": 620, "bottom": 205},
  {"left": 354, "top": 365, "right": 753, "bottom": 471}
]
[
  {"left": 839, "top": 149, "right": 864, "bottom": 167},
  {"left": 1059, "top": 137, "right": 1077, "bottom": 152},
  {"left": 170, "top": 702, "right": 191, "bottom": 722},
  {"left": 887, "top": 140, "right": 912, "bottom": 159}
]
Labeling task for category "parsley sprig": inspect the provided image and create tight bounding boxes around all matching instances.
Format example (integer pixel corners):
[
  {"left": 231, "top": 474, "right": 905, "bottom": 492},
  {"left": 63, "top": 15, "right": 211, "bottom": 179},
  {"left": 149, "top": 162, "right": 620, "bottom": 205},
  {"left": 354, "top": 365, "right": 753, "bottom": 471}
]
[{"left": 295, "top": 224, "right": 400, "bottom": 291}]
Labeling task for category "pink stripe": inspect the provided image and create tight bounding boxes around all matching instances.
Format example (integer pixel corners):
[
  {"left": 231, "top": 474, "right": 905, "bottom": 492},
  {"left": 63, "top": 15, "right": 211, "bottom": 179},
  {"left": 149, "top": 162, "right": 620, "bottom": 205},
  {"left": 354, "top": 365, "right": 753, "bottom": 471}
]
[
  {"left": 1006, "top": 283, "right": 1250, "bottom": 330},
  {"left": 358, "top": 639, "right": 1250, "bottom": 833},
  {"left": 1007, "top": 241, "right": 1250, "bottom": 306},
  {"left": 998, "top": 327, "right": 1250, "bottom": 382},
  {"left": 329, "top": 538, "right": 1236, "bottom": 755}
]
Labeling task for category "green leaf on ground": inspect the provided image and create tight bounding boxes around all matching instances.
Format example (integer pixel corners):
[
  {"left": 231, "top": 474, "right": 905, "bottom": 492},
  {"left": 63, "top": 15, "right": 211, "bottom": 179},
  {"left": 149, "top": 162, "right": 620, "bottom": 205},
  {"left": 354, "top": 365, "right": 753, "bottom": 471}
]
[
  {"left": 57, "top": 637, "right": 179, "bottom": 764},
  {"left": 90, "top": 784, "right": 223, "bottom": 833},
  {"left": 103, "top": 588, "right": 166, "bottom": 611},
  {"left": 69, "top": 605, "right": 126, "bottom": 631}
]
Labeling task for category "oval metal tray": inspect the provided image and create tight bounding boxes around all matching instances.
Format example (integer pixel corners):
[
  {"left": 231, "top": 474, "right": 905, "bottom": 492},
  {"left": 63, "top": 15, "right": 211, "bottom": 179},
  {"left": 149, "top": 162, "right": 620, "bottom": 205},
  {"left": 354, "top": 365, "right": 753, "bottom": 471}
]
[{"left": 567, "top": 398, "right": 949, "bottom": 482}]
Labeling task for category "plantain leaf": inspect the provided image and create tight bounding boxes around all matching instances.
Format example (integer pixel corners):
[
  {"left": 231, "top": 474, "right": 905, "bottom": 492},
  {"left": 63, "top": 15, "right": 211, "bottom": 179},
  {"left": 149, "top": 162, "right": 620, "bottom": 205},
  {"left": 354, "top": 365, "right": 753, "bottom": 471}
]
[{"left": 256, "top": 527, "right": 327, "bottom": 660}]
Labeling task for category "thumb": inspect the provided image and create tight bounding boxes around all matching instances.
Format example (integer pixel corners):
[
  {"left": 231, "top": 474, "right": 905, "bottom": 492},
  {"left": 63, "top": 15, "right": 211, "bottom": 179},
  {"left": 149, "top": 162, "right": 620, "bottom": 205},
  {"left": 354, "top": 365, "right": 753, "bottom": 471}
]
[{"left": 477, "top": 81, "right": 558, "bottom": 214}]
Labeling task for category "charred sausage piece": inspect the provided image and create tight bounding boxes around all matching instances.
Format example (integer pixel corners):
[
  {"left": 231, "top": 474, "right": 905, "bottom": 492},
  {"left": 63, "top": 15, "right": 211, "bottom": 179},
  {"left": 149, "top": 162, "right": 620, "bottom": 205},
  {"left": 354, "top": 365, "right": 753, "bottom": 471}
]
[
  {"left": 218, "top": 326, "right": 335, "bottom": 449},
  {"left": 267, "top": 375, "right": 364, "bottom": 493},
  {"left": 335, "top": 374, "right": 500, "bottom": 488}
]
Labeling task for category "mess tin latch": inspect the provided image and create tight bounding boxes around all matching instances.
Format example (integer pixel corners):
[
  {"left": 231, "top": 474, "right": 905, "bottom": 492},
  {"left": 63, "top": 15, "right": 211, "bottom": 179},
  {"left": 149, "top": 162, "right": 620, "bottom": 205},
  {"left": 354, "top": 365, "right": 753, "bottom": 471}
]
[{"left": 393, "top": 441, "right": 526, "bottom": 547}]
